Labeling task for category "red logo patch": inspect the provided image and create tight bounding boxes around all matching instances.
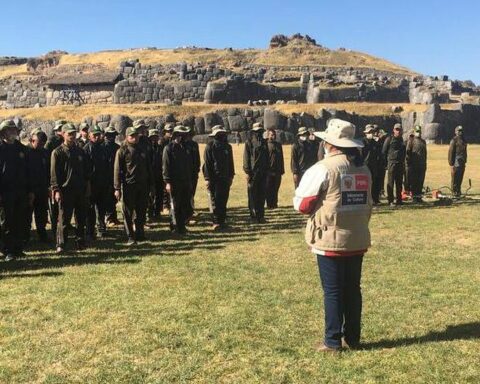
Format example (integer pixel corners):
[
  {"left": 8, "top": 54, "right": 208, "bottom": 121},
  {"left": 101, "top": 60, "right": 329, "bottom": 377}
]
[{"left": 355, "top": 175, "right": 369, "bottom": 191}]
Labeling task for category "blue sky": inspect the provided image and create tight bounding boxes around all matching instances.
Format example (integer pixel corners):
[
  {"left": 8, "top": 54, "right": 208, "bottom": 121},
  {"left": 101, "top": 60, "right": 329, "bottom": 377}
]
[{"left": 2, "top": 0, "right": 479, "bottom": 83}]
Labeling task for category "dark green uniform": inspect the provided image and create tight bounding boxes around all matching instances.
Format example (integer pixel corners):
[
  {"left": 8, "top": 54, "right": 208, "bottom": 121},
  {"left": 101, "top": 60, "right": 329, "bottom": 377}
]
[
  {"left": 148, "top": 140, "right": 164, "bottom": 219},
  {"left": 291, "top": 139, "right": 317, "bottom": 187},
  {"left": 265, "top": 139, "right": 284, "bottom": 209},
  {"left": 77, "top": 137, "right": 90, "bottom": 149},
  {"left": 382, "top": 135, "right": 406, "bottom": 204},
  {"left": 158, "top": 136, "right": 171, "bottom": 211},
  {"left": 448, "top": 136, "right": 467, "bottom": 196},
  {"left": 45, "top": 134, "right": 63, "bottom": 155},
  {"left": 162, "top": 140, "right": 192, "bottom": 233},
  {"left": 51, "top": 143, "right": 90, "bottom": 249},
  {"left": 26, "top": 144, "right": 50, "bottom": 242},
  {"left": 203, "top": 137, "right": 235, "bottom": 225},
  {"left": 114, "top": 141, "right": 152, "bottom": 241},
  {"left": 84, "top": 140, "right": 109, "bottom": 237},
  {"left": 362, "top": 137, "right": 382, "bottom": 204},
  {"left": 406, "top": 136, "right": 427, "bottom": 201},
  {"left": 103, "top": 138, "right": 120, "bottom": 224},
  {"left": 243, "top": 132, "right": 269, "bottom": 221},
  {"left": 184, "top": 138, "right": 201, "bottom": 214},
  {"left": 45, "top": 133, "right": 63, "bottom": 232},
  {"left": 0, "top": 140, "right": 30, "bottom": 257}
]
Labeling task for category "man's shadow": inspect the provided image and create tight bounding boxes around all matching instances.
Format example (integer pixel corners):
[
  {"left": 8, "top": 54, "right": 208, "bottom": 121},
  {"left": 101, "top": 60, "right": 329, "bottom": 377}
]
[{"left": 361, "top": 322, "right": 480, "bottom": 350}]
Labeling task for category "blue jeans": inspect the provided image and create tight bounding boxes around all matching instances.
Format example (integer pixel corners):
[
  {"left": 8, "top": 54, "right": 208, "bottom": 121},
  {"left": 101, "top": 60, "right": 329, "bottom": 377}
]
[{"left": 317, "top": 254, "right": 364, "bottom": 349}]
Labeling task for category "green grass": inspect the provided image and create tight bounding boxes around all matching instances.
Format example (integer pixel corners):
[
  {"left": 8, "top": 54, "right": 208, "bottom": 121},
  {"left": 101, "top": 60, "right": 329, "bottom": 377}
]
[{"left": 0, "top": 145, "right": 479, "bottom": 383}]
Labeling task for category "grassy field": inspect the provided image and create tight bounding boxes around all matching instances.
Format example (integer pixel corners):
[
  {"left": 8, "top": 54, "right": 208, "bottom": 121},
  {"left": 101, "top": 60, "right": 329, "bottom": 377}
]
[
  {"left": 0, "top": 102, "right": 440, "bottom": 122},
  {"left": 0, "top": 145, "right": 479, "bottom": 383}
]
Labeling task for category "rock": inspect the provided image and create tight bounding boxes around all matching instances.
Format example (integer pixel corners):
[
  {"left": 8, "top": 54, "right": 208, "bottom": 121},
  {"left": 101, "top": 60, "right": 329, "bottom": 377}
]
[{"left": 228, "top": 115, "right": 247, "bottom": 131}]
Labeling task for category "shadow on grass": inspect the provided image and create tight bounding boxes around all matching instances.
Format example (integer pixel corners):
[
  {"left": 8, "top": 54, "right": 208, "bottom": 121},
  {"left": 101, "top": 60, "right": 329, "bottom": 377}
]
[{"left": 362, "top": 322, "right": 480, "bottom": 350}]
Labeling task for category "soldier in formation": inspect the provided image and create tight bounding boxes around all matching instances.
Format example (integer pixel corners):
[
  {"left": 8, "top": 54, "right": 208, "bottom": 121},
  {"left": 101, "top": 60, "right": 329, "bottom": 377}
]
[{"left": 448, "top": 125, "right": 468, "bottom": 197}]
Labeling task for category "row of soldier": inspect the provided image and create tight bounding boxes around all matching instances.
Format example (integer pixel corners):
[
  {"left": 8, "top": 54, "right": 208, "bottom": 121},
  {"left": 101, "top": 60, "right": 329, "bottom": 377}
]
[{"left": 0, "top": 117, "right": 468, "bottom": 261}]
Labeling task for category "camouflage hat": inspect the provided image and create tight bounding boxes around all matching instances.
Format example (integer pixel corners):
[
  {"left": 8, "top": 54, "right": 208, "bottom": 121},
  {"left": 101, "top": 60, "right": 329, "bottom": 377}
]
[
  {"left": 0, "top": 119, "right": 18, "bottom": 132},
  {"left": 252, "top": 122, "right": 264, "bottom": 131},
  {"left": 297, "top": 127, "right": 309, "bottom": 136},
  {"left": 54, "top": 119, "right": 68, "bottom": 131},
  {"left": 31, "top": 128, "right": 47, "bottom": 141},
  {"left": 79, "top": 123, "right": 90, "bottom": 131},
  {"left": 61, "top": 123, "right": 77, "bottom": 134},
  {"left": 414, "top": 125, "right": 422, "bottom": 132},
  {"left": 163, "top": 123, "right": 175, "bottom": 132},
  {"left": 133, "top": 119, "right": 147, "bottom": 129},
  {"left": 455, "top": 125, "right": 463, "bottom": 133},
  {"left": 125, "top": 127, "right": 138, "bottom": 136},
  {"left": 148, "top": 128, "right": 159, "bottom": 137},
  {"left": 364, "top": 124, "right": 375, "bottom": 133},
  {"left": 173, "top": 125, "right": 189, "bottom": 134},
  {"left": 105, "top": 126, "right": 118, "bottom": 134},
  {"left": 393, "top": 123, "right": 403, "bottom": 130},
  {"left": 89, "top": 125, "right": 103, "bottom": 135},
  {"left": 209, "top": 125, "right": 228, "bottom": 137}
]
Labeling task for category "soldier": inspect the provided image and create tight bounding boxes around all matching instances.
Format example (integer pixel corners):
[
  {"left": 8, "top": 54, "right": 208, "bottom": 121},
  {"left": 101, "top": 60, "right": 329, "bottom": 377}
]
[
  {"left": 114, "top": 127, "right": 152, "bottom": 245},
  {"left": 203, "top": 125, "right": 235, "bottom": 230},
  {"left": 77, "top": 123, "right": 90, "bottom": 149},
  {"left": 159, "top": 123, "right": 174, "bottom": 215},
  {"left": 147, "top": 128, "right": 163, "bottom": 221},
  {"left": 448, "top": 125, "right": 468, "bottom": 197},
  {"left": 406, "top": 125, "right": 427, "bottom": 202},
  {"left": 243, "top": 122, "right": 269, "bottom": 223},
  {"left": 103, "top": 126, "right": 120, "bottom": 226},
  {"left": 51, "top": 123, "right": 90, "bottom": 253},
  {"left": 404, "top": 129, "right": 415, "bottom": 196},
  {"left": 162, "top": 125, "right": 193, "bottom": 234},
  {"left": 382, "top": 123, "right": 406, "bottom": 206},
  {"left": 375, "top": 127, "right": 387, "bottom": 196},
  {"left": 265, "top": 128, "right": 285, "bottom": 209},
  {"left": 84, "top": 125, "right": 109, "bottom": 239},
  {"left": 184, "top": 126, "right": 201, "bottom": 218},
  {"left": 0, "top": 120, "right": 31, "bottom": 261},
  {"left": 45, "top": 119, "right": 66, "bottom": 155},
  {"left": 291, "top": 126, "right": 318, "bottom": 188},
  {"left": 362, "top": 125, "right": 382, "bottom": 204},
  {"left": 26, "top": 129, "right": 50, "bottom": 243}
]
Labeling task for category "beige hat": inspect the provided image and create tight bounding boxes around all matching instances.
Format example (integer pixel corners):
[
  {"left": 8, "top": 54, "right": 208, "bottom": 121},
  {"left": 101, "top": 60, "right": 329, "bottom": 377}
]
[
  {"left": 393, "top": 123, "right": 403, "bottom": 130},
  {"left": 297, "top": 127, "right": 309, "bottom": 136},
  {"left": 252, "top": 122, "right": 264, "bottom": 131},
  {"left": 209, "top": 125, "right": 228, "bottom": 137},
  {"left": 314, "top": 119, "right": 364, "bottom": 148},
  {"left": 364, "top": 124, "right": 375, "bottom": 133}
]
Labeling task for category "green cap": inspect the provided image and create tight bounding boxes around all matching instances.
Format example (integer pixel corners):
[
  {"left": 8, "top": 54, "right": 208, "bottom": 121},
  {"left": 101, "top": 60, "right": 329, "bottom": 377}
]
[
  {"left": 133, "top": 119, "right": 147, "bottom": 129},
  {"left": 54, "top": 119, "right": 68, "bottom": 131},
  {"left": 105, "top": 126, "right": 118, "bottom": 134},
  {"left": 89, "top": 125, "right": 103, "bottom": 135},
  {"left": 297, "top": 127, "right": 309, "bottom": 136},
  {"left": 79, "top": 123, "right": 90, "bottom": 131},
  {"left": 173, "top": 125, "right": 189, "bottom": 134},
  {"left": 148, "top": 128, "right": 159, "bottom": 137},
  {"left": 0, "top": 119, "right": 18, "bottom": 132},
  {"left": 62, "top": 123, "right": 77, "bottom": 134},
  {"left": 125, "top": 127, "right": 138, "bottom": 136},
  {"left": 163, "top": 123, "right": 175, "bottom": 132}
]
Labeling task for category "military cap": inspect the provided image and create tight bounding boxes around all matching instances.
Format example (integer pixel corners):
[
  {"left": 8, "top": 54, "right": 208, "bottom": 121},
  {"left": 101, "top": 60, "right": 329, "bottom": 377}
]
[
  {"left": 455, "top": 125, "right": 463, "bottom": 132},
  {"left": 79, "top": 123, "right": 90, "bottom": 131},
  {"left": 148, "top": 128, "right": 159, "bottom": 137},
  {"left": 133, "top": 119, "right": 147, "bottom": 129},
  {"left": 297, "top": 127, "right": 309, "bottom": 136},
  {"left": 125, "top": 127, "right": 138, "bottom": 136},
  {"left": 173, "top": 125, "right": 189, "bottom": 134},
  {"left": 105, "top": 126, "right": 118, "bottom": 134},
  {"left": 252, "top": 122, "right": 264, "bottom": 131},
  {"left": 62, "top": 123, "right": 77, "bottom": 134},
  {"left": 414, "top": 125, "right": 422, "bottom": 132},
  {"left": 163, "top": 123, "right": 175, "bottom": 132},
  {"left": 209, "top": 125, "right": 228, "bottom": 137},
  {"left": 364, "top": 124, "right": 375, "bottom": 133},
  {"left": 0, "top": 119, "right": 18, "bottom": 132},
  {"left": 89, "top": 125, "right": 103, "bottom": 135},
  {"left": 31, "top": 128, "right": 48, "bottom": 141},
  {"left": 393, "top": 123, "right": 403, "bottom": 130},
  {"left": 54, "top": 119, "right": 68, "bottom": 131}
]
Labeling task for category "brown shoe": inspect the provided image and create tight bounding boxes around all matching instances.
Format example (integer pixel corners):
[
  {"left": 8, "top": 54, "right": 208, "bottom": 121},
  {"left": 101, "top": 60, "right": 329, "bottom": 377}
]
[{"left": 315, "top": 343, "right": 341, "bottom": 353}]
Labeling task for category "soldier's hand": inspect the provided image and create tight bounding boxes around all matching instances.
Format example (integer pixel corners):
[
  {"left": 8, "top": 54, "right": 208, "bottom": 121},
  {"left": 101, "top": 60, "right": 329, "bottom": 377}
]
[
  {"left": 114, "top": 190, "right": 121, "bottom": 201},
  {"left": 54, "top": 191, "right": 62, "bottom": 203},
  {"left": 165, "top": 183, "right": 172, "bottom": 194}
]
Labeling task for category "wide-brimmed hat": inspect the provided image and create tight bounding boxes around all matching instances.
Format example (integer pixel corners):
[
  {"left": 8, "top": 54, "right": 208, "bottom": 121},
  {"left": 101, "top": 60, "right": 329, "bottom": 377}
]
[
  {"left": 163, "top": 123, "right": 175, "bottom": 132},
  {"left": 173, "top": 125, "right": 189, "bottom": 134},
  {"left": 314, "top": 119, "right": 364, "bottom": 148},
  {"left": 252, "top": 122, "right": 264, "bottom": 131},
  {"left": 455, "top": 125, "right": 463, "bottom": 133},
  {"left": 209, "top": 125, "right": 228, "bottom": 137},
  {"left": 364, "top": 124, "right": 375, "bottom": 134},
  {"left": 297, "top": 127, "right": 309, "bottom": 136},
  {"left": 0, "top": 119, "right": 18, "bottom": 132},
  {"left": 105, "top": 126, "right": 118, "bottom": 134}
]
